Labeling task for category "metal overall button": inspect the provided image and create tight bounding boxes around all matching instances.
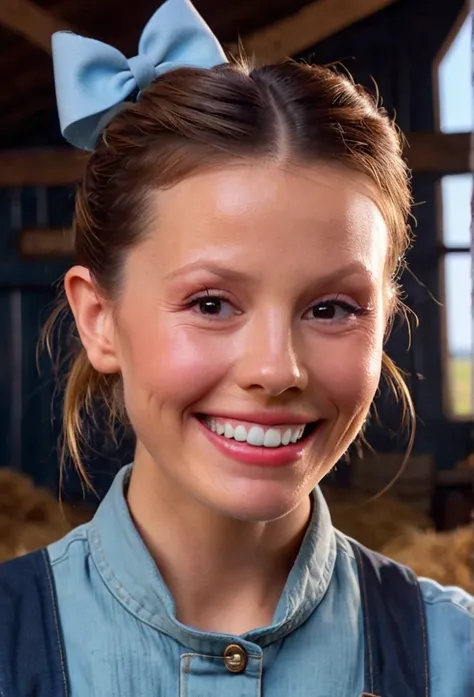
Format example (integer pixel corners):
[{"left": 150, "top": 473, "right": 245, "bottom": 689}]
[{"left": 223, "top": 644, "right": 248, "bottom": 673}]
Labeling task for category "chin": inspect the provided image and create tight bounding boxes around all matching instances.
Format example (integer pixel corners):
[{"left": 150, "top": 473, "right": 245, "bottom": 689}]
[{"left": 204, "top": 480, "right": 305, "bottom": 523}]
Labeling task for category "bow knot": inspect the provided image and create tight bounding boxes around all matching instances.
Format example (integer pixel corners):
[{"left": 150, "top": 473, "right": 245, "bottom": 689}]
[
  {"left": 51, "top": 0, "right": 227, "bottom": 151},
  {"left": 127, "top": 54, "right": 157, "bottom": 93}
]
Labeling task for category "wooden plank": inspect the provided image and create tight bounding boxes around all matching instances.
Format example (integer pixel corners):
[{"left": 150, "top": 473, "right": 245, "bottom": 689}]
[
  {"left": 0, "top": 259, "right": 69, "bottom": 288},
  {"left": 232, "top": 0, "right": 399, "bottom": 64},
  {"left": 0, "top": 149, "right": 88, "bottom": 186},
  {"left": 0, "top": 133, "right": 470, "bottom": 187},
  {"left": 351, "top": 452, "right": 435, "bottom": 515},
  {"left": 0, "top": 0, "right": 72, "bottom": 54},
  {"left": 19, "top": 227, "right": 74, "bottom": 258},
  {"left": 406, "top": 132, "right": 472, "bottom": 174}
]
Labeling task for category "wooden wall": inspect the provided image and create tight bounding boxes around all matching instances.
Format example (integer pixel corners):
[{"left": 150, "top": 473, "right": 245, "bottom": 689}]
[
  {"left": 0, "top": 187, "right": 125, "bottom": 500},
  {"left": 0, "top": 188, "right": 71, "bottom": 490}
]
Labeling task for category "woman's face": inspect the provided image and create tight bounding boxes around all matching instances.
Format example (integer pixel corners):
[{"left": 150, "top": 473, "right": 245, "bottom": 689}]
[{"left": 87, "top": 163, "right": 389, "bottom": 521}]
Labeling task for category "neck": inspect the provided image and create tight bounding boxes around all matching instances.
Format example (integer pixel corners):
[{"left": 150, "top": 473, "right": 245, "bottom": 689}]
[{"left": 127, "top": 449, "right": 312, "bottom": 634}]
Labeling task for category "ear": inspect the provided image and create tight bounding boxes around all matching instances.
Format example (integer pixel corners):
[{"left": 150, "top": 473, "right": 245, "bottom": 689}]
[{"left": 65, "top": 266, "right": 120, "bottom": 375}]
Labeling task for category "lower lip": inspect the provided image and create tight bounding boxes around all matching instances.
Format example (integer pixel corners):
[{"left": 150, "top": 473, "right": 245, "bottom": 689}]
[{"left": 195, "top": 417, "right": 318, "bottom": 467}]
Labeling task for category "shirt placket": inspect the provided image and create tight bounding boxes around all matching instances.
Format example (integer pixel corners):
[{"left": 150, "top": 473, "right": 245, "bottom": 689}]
[{"left": 179, "top": 642, "right": 262, "bottom": 697}]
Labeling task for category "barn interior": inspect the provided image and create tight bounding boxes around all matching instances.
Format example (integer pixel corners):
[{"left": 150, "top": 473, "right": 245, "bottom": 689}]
[{"left": 0, "top": 0, "right": 472, "bottom": 589}]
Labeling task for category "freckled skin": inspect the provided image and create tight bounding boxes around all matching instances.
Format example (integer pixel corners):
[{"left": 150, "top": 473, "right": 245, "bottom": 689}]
[{"left": 99, "top": 163, "right": 389, "bottom": 523}]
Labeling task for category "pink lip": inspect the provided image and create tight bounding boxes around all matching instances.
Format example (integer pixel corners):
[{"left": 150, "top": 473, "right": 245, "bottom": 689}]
[
  {"left": 198, "top": 410, "right": 316, "bottom": 427},
  {"left": 195, "top": 417, "right": 319, "bottom": 467}
]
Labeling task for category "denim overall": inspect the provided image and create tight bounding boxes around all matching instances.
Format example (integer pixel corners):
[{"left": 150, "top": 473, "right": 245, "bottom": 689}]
[{"left": 0, "top": 539, "right": 428, "bottom": 697}]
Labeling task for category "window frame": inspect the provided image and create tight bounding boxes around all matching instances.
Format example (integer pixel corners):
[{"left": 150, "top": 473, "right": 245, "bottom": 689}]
[{"left": 432, "top": 3, "right": 473, "bottom": 421}]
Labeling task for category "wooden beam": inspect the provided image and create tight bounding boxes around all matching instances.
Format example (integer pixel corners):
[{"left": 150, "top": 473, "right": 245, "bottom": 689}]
[
  {"left": 19, "top": 227, "right": 74, "bottom": 257},
  {"left": 406, "top": 132, "right": 472, "bottom": 174},
  {"left": 232, "top": 0, "right": 399, "bottom": 64},
  {"left": 0, "top": 0, "right": 72, "bottom": 54},
  {"left": 0, "top": 149, "right": 88, "bottom": 186},
  {"left": 0, "top": 133, "right": 470, "bottom": 187}
]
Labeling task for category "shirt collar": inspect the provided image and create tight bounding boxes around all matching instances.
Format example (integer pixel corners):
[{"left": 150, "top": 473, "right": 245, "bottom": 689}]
[{"left": 89, "top": 465, "right": 337, "bottom": 651}]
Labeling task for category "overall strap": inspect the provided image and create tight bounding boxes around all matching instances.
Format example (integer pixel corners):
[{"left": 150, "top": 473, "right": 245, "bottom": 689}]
[
  {"left": 0, "top": 549, "right": 69, "bottom": 697},
  {"left": 349, "top": 539, "right": 430, "bottom": 697}
]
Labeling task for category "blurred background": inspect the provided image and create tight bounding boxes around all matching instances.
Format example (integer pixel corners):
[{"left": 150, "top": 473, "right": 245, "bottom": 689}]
[{"left": 0, "top": 0, "right": 473, "bottom": 584}]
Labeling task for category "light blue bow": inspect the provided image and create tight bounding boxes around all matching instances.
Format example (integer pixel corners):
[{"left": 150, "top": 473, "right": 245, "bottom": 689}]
[{"left": 52, "top": 0, "right": 228, "bottom": 151}]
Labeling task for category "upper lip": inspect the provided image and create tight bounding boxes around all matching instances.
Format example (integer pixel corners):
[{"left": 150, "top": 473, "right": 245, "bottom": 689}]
[{"left": 198, "top": 411, "right": 319, "bottom": 426}]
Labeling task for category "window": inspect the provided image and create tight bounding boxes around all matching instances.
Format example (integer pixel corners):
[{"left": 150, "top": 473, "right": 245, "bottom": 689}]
[
  {"left": 438, "top": 14, "right": 473, "bottom": 133},
  {"left": 442, "top": 189, "right": 472, "bottom": 416},
  {"left": 437, "top": 9, "right": 473, "bottom": 417}
]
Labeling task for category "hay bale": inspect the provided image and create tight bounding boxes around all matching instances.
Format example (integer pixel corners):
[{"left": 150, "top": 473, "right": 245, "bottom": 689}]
[
  {"left": 323, "top": 486, "right": 432, "bottom": 551},
  {"left": 0, "top": 469, "right": 91, "bottom": 563},
  {"left": 382, "top": 526, "right": 474, "bottom": 594},
  {"left": 325, "top": 486, "right": 474, "bottom": 593},
  {"left": 351, "top": 453, "right": 435, "bottom": 516}
]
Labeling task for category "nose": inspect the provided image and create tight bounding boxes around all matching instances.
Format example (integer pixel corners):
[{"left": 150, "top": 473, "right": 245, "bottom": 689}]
[{"left": 235, "top": 313, "right": 309, "bottom": 397}]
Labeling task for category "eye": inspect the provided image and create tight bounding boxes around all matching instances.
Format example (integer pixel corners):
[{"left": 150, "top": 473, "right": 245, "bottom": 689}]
[
  {"left": 305, "top": 299, "right": 363, "bottom": 322},
  {"left": 186, "top": 293, "right": 235, "bottom": 319}
]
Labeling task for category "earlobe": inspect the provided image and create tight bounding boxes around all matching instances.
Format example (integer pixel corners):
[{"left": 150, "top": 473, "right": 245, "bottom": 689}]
[{"left": 64, "top": 266, "right": 120, "bottom": 375}]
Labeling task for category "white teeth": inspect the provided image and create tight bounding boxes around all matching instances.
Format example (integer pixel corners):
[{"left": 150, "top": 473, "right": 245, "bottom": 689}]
[
  {"left": 247, "top": 426, "right": 265, "bottom": 446},
  {"left": 263, "top": 428, "right": 282, "bottom": 448},
  {"left": 233, "top": 425, "right": 247, "bottom": 442},
  {"left": 205, "top": 417, "right": 310, "bottom": 448}
]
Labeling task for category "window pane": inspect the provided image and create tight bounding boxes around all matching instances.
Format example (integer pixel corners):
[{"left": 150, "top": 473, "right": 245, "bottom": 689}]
[
  {"left": 441, "top": 174, "right": 473, "bottom": 247},
  {"left": 438, "top": 13, "right": 473, "bottom": 133},
  {"left": 444, "top": 253, "right": 472, "bottom": 416}
]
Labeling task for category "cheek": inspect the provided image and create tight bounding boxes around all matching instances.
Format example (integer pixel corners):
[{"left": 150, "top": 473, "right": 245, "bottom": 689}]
[
  {"left": 117, "top": 317, "right": 230, "bottom": 415},
  {"left": 312, "top": 328, "right": 384, "bottom": 414}
]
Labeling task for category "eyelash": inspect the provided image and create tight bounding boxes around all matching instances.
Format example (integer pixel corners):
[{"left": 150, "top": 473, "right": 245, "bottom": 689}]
[
  {"left": 317, "top": 299, "right": 368, "bottom": 317},
  {"left": 185, "top": 289, "right": 369, "bottom": 321}
]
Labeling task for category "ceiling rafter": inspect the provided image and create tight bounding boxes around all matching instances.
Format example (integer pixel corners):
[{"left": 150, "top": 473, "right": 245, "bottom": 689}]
[
  {"left": 231, "top": 0, "right": 399, "bottom": 64},
  {"left": 1, "top": 0, "right": 399, "bottom": 61},
  {"left": 0, "top": 0, "right": 72, "bottom": 54}
]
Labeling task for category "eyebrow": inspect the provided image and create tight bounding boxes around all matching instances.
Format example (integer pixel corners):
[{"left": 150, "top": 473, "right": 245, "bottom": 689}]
[
  {"left": 164, "top": 261, "right": 252, "bottom": 283},
  {"left": 165, "top": 260, "right": 374, "bottom": 285},
  {"left": 310, "top": 261, "right": 375, "bottom": 287}
]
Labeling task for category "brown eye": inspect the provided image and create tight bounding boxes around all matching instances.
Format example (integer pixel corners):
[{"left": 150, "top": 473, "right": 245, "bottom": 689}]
[
  {"left": 187, "top": 294, "right": 235, "bottom": 319},
  {"left": 199, "top": 298, "right": 223, "bottom": 315},
  {"left": 312, "top": 303, "right": 337, "bottom": 319},
  {"left": 305, "top": 300, "right": 362, "bottom": 321}
]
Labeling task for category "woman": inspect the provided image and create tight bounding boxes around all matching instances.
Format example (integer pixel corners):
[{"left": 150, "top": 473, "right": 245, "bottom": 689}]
[{"left": 0, "top": 0, "right": 472, "bottom": 695}]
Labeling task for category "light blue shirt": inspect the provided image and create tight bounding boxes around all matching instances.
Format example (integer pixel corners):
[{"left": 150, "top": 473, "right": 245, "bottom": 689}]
[{"left": 48, "top": 466, "right": 474, "bottom": 696}]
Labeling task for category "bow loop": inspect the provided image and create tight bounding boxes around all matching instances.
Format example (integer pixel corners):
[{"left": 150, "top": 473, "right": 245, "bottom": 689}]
[{"left": 52, "top": 0, "right": 227, "bottom": 151}]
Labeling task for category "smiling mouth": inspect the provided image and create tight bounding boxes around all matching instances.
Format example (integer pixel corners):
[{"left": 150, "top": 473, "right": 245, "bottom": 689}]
[{"left": 196, "top": 415, "right": 320, "bottom": 449}]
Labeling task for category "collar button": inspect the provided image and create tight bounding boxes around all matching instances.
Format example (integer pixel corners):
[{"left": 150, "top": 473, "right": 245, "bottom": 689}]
[{"left": 223, "top": 644, "right": 248, "bottom": 674}]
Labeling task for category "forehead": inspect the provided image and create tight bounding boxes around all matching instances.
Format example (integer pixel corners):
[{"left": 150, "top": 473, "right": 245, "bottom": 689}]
[{"left": 138, "top": 163, "right": 388, "bottom": 282}]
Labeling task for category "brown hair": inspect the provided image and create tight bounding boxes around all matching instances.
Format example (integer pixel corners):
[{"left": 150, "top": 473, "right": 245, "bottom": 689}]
[{"left": 45, "top": 59, "right": 414, "bottom": 486}]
